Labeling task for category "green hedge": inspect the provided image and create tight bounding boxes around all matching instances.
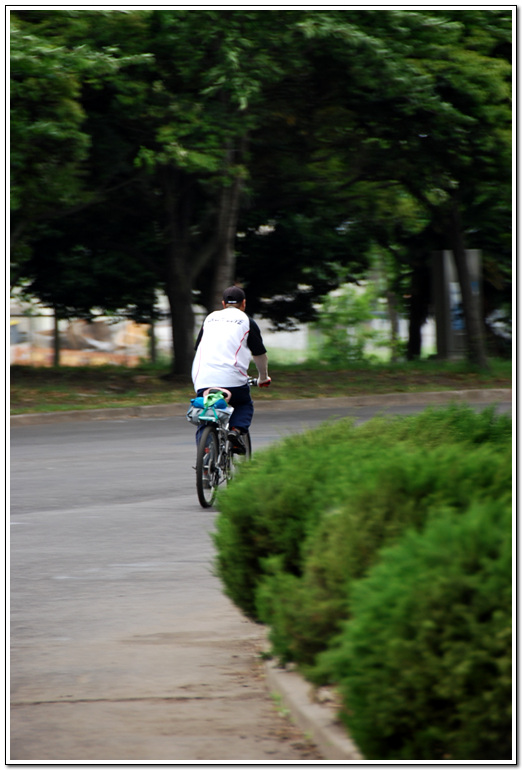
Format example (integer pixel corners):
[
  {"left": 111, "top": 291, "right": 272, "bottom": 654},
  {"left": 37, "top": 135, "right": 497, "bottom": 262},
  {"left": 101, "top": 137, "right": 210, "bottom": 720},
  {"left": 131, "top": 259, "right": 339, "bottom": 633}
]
[
  {"left": 213, "top": 416, "right": 386, "bottom": 617},
  {"left": 214, "top": 405, "right": 510, "bottom": 630},
  {"left": 319, "top": 501, "right": 512, "bottom": 760},
  {"left": 256, "top": 441, "right": 510, "bottom": 667},
  {"left": 213, "top": 405, "right": 512, "bottom": 759}
]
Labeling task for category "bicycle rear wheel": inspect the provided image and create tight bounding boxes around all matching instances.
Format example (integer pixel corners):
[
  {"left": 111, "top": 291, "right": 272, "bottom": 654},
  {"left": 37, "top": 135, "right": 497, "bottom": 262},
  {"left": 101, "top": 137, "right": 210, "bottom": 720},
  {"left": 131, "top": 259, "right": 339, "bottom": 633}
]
[{"left": 196, "top": 424, "right": 219, "bottom": 508}]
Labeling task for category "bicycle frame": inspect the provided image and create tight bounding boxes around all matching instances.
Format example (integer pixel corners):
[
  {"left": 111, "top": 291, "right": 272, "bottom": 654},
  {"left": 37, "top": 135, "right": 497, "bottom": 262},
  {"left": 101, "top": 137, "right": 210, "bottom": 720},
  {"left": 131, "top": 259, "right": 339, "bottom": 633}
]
[
  {"left": 193, "top": 380, "right": 257, "bottom": 508},
  {"left": 194, "top": 402, "right": 236, "bottom": 508}
]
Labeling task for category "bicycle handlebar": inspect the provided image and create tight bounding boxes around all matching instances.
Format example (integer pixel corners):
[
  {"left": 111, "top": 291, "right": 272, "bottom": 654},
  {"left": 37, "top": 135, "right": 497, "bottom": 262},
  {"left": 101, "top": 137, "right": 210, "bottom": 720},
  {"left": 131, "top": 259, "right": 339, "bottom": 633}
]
[{"left": 248, "top": 376, "right": 271, "bottom": 388}]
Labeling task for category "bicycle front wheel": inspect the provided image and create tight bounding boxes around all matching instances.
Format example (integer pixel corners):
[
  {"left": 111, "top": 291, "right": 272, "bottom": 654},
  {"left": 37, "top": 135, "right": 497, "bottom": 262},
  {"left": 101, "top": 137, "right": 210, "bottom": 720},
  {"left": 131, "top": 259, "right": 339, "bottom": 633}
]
[{"left": 196, "top": 424, "right": 219, "bottom": 508}]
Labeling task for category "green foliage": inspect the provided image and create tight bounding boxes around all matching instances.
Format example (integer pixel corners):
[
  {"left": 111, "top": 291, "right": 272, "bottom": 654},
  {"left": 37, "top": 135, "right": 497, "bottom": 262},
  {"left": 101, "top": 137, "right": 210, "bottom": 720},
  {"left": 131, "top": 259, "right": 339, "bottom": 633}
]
[
  {"left": 214, "top": 427, "right": 339, "bottom": 617},
  {"left": 320, "top": 501, "right": 512, "bottom": 760},
  {"left": 387, "top": 402, "right": 513, "bottom": 447},
  {"left": 258, "top": 440, "right": 510, "bottom": 668},
  {"left": 313, "top": 282, "right": 387, "bottom": 364},
  {"left": 10, "top": 9, "right": 512, "bottom": 369},
  {"left": 238, "top": 8, "right": 511, "bottom": 339},
  {"left": 10, "top": 21, "right": 90, "bottom": 255},
  {"left": 214, "top": 404, "right": 510, "bottom": 626},
  {"left": 10, "top": 11, "right": 153, "bottom": 282},
  {"left": 214, "top": 404, "right": 512, "bottom": 759}
]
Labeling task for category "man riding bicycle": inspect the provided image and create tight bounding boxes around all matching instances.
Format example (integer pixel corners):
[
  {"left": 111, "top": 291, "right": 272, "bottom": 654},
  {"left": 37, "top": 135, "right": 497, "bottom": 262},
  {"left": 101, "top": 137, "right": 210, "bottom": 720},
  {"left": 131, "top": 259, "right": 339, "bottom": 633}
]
[{"left": 191, "top": 285, "right": 271, "bottom": 454}]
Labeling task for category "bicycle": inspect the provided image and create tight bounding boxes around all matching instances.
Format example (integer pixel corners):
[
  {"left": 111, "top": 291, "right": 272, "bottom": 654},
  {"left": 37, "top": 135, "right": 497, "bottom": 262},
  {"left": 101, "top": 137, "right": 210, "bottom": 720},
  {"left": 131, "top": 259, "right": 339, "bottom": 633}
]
[{"left": 188, "top": 377, "right": 266, "bottom": 508}]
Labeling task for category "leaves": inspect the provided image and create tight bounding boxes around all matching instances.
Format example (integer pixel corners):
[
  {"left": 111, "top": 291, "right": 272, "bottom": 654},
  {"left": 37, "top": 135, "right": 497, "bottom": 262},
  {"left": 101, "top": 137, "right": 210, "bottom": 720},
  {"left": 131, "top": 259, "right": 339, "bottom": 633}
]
[{"left": 10, "top": 9, "right": 512, "bottom": 367}]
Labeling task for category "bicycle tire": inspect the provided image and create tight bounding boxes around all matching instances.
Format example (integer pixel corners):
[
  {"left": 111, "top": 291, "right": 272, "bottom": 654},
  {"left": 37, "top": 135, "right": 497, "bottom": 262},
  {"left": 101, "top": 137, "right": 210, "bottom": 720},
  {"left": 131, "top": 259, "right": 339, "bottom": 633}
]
[{"left": 196, "top": 424, "right": 219, "bottom": 508}]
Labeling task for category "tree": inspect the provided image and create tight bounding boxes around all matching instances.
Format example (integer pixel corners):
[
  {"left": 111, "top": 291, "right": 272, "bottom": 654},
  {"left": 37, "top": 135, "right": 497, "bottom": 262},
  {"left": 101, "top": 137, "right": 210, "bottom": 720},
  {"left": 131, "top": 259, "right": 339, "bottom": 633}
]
[
  {"left": 11, "top": 9, "right": 511, "bottom": 371},
  {"left": 11, "top": 9, "right": 311, "bottom": 373},
  {"left": 246, "top": 10, "right": 511, "bottom": 365},
  {"left": 10, "top": 18, "right": 91, "bottom": 274},
  {"left": 130, "top": 10, "right": 310, "bottom": 372},
  {"left": 10, "top": 11, "right": 156, "bottom": 308}
]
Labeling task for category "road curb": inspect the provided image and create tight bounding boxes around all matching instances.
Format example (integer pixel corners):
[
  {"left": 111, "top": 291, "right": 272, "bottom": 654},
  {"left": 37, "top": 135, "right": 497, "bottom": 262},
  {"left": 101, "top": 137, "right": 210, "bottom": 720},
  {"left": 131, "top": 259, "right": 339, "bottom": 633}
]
[
  {"left": 10, "top": 389, "right": 512, "bottom": 426},
  {"left": 265, "top": 661, "right": 363, "bottom": 761}
]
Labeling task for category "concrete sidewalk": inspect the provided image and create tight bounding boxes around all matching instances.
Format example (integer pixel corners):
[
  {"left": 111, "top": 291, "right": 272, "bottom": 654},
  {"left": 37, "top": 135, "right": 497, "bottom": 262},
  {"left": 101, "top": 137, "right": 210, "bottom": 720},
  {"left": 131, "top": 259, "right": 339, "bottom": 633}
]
[
  {"left": 10, "top": 389, "right": 512, "bottom": 761},
  {"left": 265, "top": 661, "right": 363, "bottom": 761}
]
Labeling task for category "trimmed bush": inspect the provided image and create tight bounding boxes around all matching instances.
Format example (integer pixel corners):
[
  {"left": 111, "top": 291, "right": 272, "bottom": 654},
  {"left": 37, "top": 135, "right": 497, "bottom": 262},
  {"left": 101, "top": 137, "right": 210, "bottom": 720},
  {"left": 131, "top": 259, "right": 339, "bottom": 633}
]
[
  {"left": 382, "top": 402, "right": 512, "bottom": 448},
  {"left": 213, "top": 405, "right": 511, "bottom": 623},
  {"left": 213, "top": 404, "right": 512, "bottom": 760},
  {"left": 318, "top": 501, "right": 512, "bottom": 760},
  {"left": 257, "top": 441, "right": 510, "bottom": 668},
  {"left": 213, "top": 417, "right": 383, "bottom": 617}
]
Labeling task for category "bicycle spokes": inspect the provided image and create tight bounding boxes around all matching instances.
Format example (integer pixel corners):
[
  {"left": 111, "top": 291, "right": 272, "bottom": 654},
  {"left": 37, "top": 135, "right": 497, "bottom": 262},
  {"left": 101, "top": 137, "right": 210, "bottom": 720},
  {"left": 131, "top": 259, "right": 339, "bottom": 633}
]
[
  {"left": 196, "top": 426, "right": 219, "bottom": 507},
  {"left": 195, "top": 423, "right": 251, "bottom": 508}
]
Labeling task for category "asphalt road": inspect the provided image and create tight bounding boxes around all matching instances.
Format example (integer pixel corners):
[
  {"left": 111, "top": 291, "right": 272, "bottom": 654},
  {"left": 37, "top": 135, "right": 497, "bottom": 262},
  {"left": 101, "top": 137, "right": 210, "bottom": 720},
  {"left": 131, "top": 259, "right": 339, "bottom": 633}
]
[
  {"left": 12, "top": 401, "right": 486, "bottom": 516},
  {"left": 9, "top": 400, "right": 511, "bottom": 761}
]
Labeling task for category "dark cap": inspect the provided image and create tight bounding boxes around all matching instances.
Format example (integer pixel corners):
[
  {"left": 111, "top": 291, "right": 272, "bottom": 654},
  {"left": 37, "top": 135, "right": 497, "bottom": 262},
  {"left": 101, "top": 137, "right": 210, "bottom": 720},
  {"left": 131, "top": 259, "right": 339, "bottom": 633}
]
[{"left": 223, "top": 286, "right": 245, "bottom": 305}]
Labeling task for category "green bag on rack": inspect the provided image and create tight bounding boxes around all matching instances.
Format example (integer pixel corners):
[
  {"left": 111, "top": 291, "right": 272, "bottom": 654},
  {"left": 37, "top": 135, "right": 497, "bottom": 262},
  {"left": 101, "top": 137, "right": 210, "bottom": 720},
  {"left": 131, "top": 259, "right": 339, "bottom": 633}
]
[{"left": 186, "top": 390, "right": 233, "bottom": 425}]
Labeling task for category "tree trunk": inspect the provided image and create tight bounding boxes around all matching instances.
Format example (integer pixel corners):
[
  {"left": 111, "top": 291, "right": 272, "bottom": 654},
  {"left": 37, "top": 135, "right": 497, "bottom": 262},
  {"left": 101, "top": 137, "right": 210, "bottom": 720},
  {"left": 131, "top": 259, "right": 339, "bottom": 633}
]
[
  {"left": 149, "top": 319, "right": 156, "bottom": 364},
  {"left": 167, "top": 277, "right": 195, "bottom": 376},
  {"left": 448, "top": 199, "right": 489, "bottom": 370},
  {"left": 163, "top": 169, "right": 197, "bottom": 376},
  {"left": 407, "top": 260, "right": 431, "bottom": 361},
  {"left": 386, "top": 290, "right": 400, "bottom": 362},
  {"left": 209, "top": 139, "right": 247, "bottom": 310},
  {"left": 407, "top": 304, "right": 423, "bottom": 360},
  {"left": 209, "top": 175, "right": 243, "bottom": 310},
  {"left": 53, "top": 309, "right": 60, "bottom": 367},
  {"left": 162, "top": 145, "right": 246, "bottom": 373}
]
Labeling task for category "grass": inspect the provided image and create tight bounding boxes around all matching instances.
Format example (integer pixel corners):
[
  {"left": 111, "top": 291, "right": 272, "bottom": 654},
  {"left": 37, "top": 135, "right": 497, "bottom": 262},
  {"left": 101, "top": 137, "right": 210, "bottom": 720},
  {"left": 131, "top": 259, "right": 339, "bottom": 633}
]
[{"left": 9, "top": 358, "right": 512, "bottom": 415}]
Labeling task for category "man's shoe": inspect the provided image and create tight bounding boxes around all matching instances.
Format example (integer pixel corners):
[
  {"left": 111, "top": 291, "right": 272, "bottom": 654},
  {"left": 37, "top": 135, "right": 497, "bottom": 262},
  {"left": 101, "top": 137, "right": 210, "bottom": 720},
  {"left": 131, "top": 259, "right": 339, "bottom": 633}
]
[{"left": 228, "top": 427, "right": 246, "bottom": 455}]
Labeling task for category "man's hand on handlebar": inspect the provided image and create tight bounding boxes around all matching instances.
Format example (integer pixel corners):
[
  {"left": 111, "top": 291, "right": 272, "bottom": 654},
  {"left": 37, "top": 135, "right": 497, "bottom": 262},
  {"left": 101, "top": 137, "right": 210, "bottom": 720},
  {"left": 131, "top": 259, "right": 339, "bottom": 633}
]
[{"left": 248, "top": 376, "right": 271, "bottom": 388}]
